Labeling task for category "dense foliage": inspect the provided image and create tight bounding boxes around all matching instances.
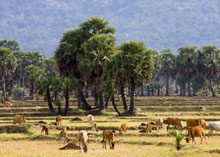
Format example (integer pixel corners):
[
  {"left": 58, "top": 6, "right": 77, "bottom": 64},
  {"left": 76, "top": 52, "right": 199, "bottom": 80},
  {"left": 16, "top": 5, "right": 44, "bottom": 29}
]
[{"left": 1, "top": 0, "right": 220, "bottom": 56}]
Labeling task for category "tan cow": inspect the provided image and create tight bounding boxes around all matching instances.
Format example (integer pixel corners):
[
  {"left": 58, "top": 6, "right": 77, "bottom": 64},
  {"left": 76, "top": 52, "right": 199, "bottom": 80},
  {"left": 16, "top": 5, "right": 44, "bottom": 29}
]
[
  {"left": 77, "top": 130, "right": 88, "bottom": 153},
  {"left": 13, "top": 114, "right": 26, "bottom": 124}
]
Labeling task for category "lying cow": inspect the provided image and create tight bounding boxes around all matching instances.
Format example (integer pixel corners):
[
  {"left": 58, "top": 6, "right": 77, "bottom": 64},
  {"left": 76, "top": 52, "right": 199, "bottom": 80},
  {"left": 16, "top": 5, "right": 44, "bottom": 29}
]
[{"left": 13, "top": 114, "right": 26, "bottom": 124}]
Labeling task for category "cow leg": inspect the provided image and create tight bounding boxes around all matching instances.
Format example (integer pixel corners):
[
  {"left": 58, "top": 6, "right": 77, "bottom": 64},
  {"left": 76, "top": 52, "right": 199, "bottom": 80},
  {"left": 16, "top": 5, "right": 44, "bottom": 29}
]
[
  {"left": 193, "top": 137, "right": 196, "bottom": 144},
  {"left": 202, "top": 133, "right": 207, "bottom": 144},
  {"left": 167, "top": 125, "right": 170, "bottom": 132}
]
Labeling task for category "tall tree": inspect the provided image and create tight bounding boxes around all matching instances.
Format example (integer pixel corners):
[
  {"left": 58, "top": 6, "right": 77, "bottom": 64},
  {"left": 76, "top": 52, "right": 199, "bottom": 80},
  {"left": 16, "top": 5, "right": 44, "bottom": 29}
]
[
  {"left": 119, "top": 41, "right": 153, "bottom": 115},
  {"left": 55, "top": 17, "right": 115, "bottom": 110},
  {"left": 0, "top": 48, "right": 17, "bottom": 100},
  {"left": 160, "top": 49, "right": 176, "bottom": 96},
  {"left": 198, "top": 46, "right": 220, "bottom": 97},
  {"left": 177, "top": 46, "right": 198, "bottom": 96}
]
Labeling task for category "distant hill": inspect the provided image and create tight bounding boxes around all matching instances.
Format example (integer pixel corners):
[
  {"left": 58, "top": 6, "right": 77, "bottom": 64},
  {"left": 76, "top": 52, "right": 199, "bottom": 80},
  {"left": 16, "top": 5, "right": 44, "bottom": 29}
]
[{"left": 1, "top": 0, "right": 220, "bottom": 56}]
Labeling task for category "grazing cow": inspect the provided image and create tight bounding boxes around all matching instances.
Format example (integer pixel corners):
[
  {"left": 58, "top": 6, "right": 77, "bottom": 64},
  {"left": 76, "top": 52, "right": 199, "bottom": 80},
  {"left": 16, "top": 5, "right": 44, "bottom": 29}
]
[
  {"left": 41, "top": 125, "right": 49, "bottom": 135},
  {"left": 56, "top": 115, "right": 62, "bottom": 125},
  {"left": 155, "top": 118, "right": 164, "bottom": 133},
  {"left": 77, "top": 130, "right": 88, "bottom": 153},
  {"left": 87, "top": 114, "right": 98, "bottom": 132},
  {"left": 60, "top": 127, "right": 69, "bottom": 143},
  {"left": 119, "top": 123, "right": 127, "bottom": 134},
  {"left": 164, "top": 117, "right": 183, "bottom": 132},
  {"left": 144, "top": 123, "right": 153, "bottom": 133},
  {"left": 185, "top": 126, "right": 207, "bottom": 144},
  {"left": 102, "top": 130, "right": 115, "bottom": 149},
  {"left": 13, "top": 114, "right": 26, "bottom": 124},
  {"left": 208, "top": 121, "right": 220, "bottom": 137}
]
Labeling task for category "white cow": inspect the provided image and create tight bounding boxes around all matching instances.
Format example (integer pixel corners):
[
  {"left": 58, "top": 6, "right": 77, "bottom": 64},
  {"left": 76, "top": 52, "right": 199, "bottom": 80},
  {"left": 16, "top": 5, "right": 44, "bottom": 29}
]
[
  {"left": 208, "top": 121, "right": 220, "bottom": 137},
  {"left": 87, "top": 114, "right": 98, "bottom": 132},
  {"left": 77, "top": 130, "right": 88, "bottom": 153}
]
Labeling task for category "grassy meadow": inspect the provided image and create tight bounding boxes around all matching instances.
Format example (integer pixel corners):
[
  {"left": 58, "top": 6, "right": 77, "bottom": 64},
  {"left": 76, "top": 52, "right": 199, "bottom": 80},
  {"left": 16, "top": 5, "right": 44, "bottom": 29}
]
[{"left": 1, "top": 96, "right": 220, "bottom": 157}]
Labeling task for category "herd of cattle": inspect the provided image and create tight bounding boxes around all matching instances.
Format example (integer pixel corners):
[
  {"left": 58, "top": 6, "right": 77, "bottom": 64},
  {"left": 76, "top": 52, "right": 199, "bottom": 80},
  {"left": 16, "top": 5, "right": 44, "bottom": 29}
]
[{"left": 12, "top": 114, "right": 220, "bottom": 153}]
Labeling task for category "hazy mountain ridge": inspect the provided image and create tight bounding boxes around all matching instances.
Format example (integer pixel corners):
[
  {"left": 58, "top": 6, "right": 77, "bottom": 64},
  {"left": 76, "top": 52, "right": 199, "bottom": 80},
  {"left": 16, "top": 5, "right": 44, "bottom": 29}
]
[{"left": 0, "top": 0, "right": 220, "bottom": 56}]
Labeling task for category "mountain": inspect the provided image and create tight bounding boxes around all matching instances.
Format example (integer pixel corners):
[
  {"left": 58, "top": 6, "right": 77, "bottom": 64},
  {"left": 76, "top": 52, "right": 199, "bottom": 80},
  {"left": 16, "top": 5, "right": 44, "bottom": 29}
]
[{"left": 1, "top": 0, "right": 220, "bottom": 56}]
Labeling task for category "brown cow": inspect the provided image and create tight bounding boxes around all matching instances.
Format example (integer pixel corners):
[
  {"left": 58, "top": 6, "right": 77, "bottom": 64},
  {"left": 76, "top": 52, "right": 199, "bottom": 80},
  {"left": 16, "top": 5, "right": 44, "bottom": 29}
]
[
  {"left": 56, "top": 115, "right": 62, "bottom": 125},
  {"left": 13, "top": 114, "right": 26, "bottom": 124},
  {"left": 144, "top": 123, "right": 153, "bottom": 133},
  {"left": 102, "top": 130, "right": 115, "bottom": 149},
  {"left": 119, "top": 123, "right": 127, "bottom": 134},
  {"left": 41, "top": 125, "right": 49, "bottom": 135},
  {"left": 187, "top": 119, "right": 206, "bottom": 128},
  {"left": 185, "top": 126, "right": 207, "bottom": 144},
  {"left": 164, "top": 117, "right": 183, "bottom": 132}
]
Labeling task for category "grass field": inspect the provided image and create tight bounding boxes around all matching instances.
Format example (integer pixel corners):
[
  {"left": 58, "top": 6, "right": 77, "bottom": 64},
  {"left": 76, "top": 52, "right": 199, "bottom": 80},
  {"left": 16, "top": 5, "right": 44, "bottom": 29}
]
[{"left": 1, "top": 96, "right": 220, "bottom": 157}]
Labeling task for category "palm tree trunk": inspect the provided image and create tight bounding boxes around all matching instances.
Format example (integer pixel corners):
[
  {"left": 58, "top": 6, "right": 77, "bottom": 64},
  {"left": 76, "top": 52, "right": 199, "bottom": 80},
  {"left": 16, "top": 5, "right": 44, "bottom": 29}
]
[
  {"left": 147, "top": 85, "right": 150, "bottom": 96},
  {"left": 93, "top": 88, "right": 99, "bottom": 108},
  {"left": 47, "top": 87, "right": 54, "bottom": 113},
  {"left": 192, "top": 79, "right": 196, "bottom": 96},
  {"left": 183, "top": 82, "right": 186, "bottom": 96},
  {"left": 98, "top": 91, "right": 104, "bottom": 109},
  {"left": 1, "top": 70, "right": 6, "bottom": 100},
  {"left": 209, "top": 79, "right": 215, "bottom": 97},
  {"left": 77, "top": 88, "right": 91, "bottom": 110},
  {"left": 187, "top": 79, "right": 191, "bottom": 96},
  {"left": 129, "top": 77, "right": 135, "bottom": 114},
  {"left": 9, "top": 79, "right": 13, "bottom": 96},
  {"left": 166, "top": 76, "right": 169, "bottom": 96},
  {"left": 140, "top": 83, "right": 144, "bottom": 96},
  {"left": 64, "top": 88, "right": 69, "bottom": 115},
  {"left": 120, "top": 86, "right": 128, "bottom": 111},
  {"left": 175, "top": 80, "right": 178, "bottom": 93},
  {"left": 31, "top": 80, "right": 34, "bottom": 100},
  {"left": 111, "top": 96, "right": 121, "bottom": 116}
]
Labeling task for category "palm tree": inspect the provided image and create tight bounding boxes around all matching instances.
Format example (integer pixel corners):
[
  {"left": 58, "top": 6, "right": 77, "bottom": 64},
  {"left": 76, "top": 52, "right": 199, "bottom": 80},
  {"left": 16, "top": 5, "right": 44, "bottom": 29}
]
[
  {"left": 119, "top": 41, "right": 153, "bottom": 115},
  {"left": 0, "top": 48, "right": 17, "bottom": 100}
]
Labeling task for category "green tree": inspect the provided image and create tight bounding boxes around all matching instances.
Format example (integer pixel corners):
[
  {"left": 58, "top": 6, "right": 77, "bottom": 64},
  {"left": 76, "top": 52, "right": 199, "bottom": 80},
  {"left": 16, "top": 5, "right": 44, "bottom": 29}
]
[
  {"left": 160, "top": 50, "right": 176, "bottom": 96},
  {"left": 0, "top": 48, "right": 17, "bottom": 100},
  {"left": 198, "top": 46, "right": 220, "bottom": 97},
  {"left": 119, "top": 41, "right": 153, "bottom": 114},
  {"left": 79, "top": 34, "right": 115, "bottom": 109},
  {"left": 55, "top": 17, "right": 115, "bottom": 110},
  {"left": 177, "top": 46, "right": 198, "bottom": 96},
  {"left": 0, "top": 40, "right": 20, "bottom": 51}
]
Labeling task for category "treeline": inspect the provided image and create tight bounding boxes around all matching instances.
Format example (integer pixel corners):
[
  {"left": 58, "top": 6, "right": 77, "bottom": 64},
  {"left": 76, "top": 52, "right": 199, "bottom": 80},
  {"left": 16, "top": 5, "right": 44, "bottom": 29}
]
[{"left": 1, "top": 17, "right": 220, "bottom": 116}]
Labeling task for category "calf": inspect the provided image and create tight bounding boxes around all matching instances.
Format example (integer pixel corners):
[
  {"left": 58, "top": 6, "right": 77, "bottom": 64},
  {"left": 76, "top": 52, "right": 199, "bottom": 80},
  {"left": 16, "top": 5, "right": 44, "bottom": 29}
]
[
  {"left": 13, "top": 114, "right": 26, "bottom": 124},
  {"left": 102, "top": 130, "right": 115, "bottom": 149},
  {"left": 164, "top": 117, "right": 183, "bottom": 132},
  {"left": 56, "top": 115, "right": 62, "bottom": 125},
  {"left": 208, "top": 121, "right": 220, "bottom": 137},
  {"left": 77, "top": 130, "right": 88, "bottom": 153},
  {"left": 60, "top": 127, "right": 69, "bottom": 143},
  {"left": 185, "top": 126, "right": 207, "bottom": 144},
  {"left": 155, "top": 118, "right": 163, "bottom": 133},
  {"left": 119, "top": 123, "right": 127, "bottom": 134},
  {"left": 41, "top": 125, "right": 49, "bottom": 135},
  {"left": 144, "top": 123, "right": 153, "bottom": 133}
]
